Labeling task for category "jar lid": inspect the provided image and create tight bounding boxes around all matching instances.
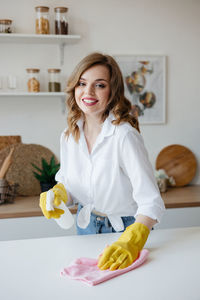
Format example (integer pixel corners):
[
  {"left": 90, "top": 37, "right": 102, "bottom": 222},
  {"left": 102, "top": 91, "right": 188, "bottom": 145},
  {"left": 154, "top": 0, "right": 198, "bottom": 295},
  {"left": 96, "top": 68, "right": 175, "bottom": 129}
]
[
  {"left": 26, "top": 68, "right": 40, "bottom": 73},
  {"left": 35, "top": 6, "right": 49, "bottom": 12},
  {"left": 0, "top": 19, "right": 12, "bottom": 25},
  {"left": 54, "top": 7, "right": 68, "bottom": 13},
  {"left": 48, "top": 69, "right": 61, "bottom": 73}
]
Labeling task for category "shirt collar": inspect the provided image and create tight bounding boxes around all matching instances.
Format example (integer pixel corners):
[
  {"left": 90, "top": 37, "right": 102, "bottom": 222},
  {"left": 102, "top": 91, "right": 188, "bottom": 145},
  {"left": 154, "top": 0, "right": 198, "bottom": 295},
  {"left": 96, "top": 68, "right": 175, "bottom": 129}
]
[
  {"left": 77, "top": 112, "right": 116, "bottom": 138},
  {"left": 76, "top": 113, "right": 116, "bottom": 155},
  {"left": 100, "top": 113, "right": 116, "bottom": 138}
]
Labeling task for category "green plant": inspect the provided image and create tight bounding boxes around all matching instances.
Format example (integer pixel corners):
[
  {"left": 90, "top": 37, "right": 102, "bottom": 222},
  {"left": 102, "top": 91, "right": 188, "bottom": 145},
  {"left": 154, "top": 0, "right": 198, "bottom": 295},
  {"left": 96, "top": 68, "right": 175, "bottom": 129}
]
[{"left": 31, "top": 156, "right": 60, "bottom": 184}]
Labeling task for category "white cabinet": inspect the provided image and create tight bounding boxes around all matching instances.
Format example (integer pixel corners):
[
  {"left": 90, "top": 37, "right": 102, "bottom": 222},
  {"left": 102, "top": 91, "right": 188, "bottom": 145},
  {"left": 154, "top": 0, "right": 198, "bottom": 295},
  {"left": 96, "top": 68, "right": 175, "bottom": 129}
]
[
  {"left": 155, "top": 206, "right": 200, "bottom": 230},
  {"left": 0, "top": 215, "right": 77, "bottom": 241},
  {"left": 1, "top": 207, "right": 200, "bottom": 241}
]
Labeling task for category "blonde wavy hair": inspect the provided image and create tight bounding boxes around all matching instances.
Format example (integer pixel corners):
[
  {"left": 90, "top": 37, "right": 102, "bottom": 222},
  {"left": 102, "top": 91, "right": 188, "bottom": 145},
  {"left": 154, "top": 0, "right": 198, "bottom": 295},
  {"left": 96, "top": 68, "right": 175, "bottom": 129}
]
[{"left": 66, "top": 52, "right": 140, "bottom": 142}]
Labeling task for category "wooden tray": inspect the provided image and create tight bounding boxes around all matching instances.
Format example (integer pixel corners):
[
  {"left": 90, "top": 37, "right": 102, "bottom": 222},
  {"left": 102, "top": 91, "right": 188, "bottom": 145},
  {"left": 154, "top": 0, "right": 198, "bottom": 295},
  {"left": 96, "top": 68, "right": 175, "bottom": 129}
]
[{"left": 156, "top": 144, "right": 197, "bottom": 186}]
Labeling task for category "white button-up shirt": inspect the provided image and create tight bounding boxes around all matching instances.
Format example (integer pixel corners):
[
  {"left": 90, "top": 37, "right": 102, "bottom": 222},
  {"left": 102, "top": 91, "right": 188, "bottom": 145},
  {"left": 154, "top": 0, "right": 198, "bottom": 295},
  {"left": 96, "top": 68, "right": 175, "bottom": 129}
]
[{"left": 55, "top": 114, "right": 165, "bottom": 231}]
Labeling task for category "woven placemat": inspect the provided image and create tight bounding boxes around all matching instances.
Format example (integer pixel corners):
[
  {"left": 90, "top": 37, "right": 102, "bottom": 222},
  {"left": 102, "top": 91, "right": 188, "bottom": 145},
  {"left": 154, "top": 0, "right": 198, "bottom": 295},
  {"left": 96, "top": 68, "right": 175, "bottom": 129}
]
[
  {"left": 0, "top": 144, "right": 59, "bottom": 196},
  {"left": 0, "top": 136, "right": 21, "bottom": 151}
]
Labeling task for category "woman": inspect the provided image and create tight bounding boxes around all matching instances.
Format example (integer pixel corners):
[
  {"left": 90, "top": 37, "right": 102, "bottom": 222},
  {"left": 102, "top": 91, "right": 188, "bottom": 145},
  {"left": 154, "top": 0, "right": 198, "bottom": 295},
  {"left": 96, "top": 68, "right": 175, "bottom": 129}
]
[{"left": 40, "top": 52, "right": 165, "bottom": 270}]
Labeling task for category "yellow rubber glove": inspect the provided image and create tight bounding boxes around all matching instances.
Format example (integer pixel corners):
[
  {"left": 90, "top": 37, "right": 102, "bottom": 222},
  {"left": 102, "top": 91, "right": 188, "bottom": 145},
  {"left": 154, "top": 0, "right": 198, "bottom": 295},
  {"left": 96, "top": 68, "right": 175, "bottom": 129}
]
[
  {"left": 39, "top": 183, "right": 68, "bottom": 219},
  {"left": 98, "top": 222, "right": 149, "bottom": 271}
]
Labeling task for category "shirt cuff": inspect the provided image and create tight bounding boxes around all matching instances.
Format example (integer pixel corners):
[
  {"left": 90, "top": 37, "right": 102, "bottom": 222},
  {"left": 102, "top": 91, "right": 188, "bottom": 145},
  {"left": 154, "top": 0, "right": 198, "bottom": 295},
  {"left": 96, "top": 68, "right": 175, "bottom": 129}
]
[{"left": 134, "top": 204, "right": 166, "bottom": 223}]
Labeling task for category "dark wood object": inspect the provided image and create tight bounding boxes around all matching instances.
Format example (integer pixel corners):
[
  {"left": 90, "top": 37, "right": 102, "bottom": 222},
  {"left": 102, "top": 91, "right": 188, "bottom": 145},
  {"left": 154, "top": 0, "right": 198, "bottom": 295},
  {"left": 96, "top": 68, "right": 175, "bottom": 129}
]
[{"left": 156, "top": 144, "right": 197, "bottom": 186}]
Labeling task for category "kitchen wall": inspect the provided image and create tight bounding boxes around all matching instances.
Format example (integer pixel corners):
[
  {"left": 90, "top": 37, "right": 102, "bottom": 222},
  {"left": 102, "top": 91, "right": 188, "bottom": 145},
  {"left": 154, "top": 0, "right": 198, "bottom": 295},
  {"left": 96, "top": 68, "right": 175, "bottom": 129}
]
[{"left": 1, "top": 0, "right": 200, "bottom": 184}]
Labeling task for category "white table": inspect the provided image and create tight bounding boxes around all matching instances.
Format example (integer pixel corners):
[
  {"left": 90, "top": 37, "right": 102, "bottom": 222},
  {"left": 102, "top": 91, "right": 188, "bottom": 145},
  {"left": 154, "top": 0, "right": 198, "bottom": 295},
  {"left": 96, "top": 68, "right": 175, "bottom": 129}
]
[{"left": 0, "top": 227, "right": 200, "bottom": 300}]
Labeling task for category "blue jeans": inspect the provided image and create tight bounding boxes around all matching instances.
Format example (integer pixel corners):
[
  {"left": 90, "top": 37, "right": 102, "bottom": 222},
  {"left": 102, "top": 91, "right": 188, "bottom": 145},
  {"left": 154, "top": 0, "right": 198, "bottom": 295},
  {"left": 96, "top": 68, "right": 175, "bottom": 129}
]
[{"left": 76, "top": 204, "right": 135, "bottom": 235}]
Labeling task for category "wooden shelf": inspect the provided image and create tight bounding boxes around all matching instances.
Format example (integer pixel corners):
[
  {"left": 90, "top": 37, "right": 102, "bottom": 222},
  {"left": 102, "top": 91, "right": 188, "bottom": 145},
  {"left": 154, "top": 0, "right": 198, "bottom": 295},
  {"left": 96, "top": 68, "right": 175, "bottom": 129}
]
[
  {"left": 0, "top": 185, "right": 199, "bottom": 219},
  {"left": 162, "top": 185, "right": 200, "bottom": 208},
  {"left": 0, "top": 195, "right": 77, "bottom": 219}
]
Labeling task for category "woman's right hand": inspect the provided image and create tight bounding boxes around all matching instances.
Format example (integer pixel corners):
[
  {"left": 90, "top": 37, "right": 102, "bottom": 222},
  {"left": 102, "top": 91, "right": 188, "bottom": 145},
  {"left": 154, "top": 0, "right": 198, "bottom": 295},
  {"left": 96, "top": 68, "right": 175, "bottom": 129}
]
[{"left": 39, "top": 183, "right": 68, "bottom": 219}]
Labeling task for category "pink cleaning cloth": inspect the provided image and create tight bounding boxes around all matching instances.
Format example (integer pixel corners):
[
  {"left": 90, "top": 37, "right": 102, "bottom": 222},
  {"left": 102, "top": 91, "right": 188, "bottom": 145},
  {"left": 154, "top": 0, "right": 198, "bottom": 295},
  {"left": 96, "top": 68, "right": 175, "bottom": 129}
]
[{"left": 61, "top": 249, "right": 149, "bottom": 286}]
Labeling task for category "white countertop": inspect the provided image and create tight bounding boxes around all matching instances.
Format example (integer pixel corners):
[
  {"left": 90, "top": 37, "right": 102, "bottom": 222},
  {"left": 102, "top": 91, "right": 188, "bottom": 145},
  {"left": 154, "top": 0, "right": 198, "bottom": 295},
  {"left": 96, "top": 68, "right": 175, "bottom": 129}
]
[{"left": 1, "top": 227, "right": 200, "bottom": 300}]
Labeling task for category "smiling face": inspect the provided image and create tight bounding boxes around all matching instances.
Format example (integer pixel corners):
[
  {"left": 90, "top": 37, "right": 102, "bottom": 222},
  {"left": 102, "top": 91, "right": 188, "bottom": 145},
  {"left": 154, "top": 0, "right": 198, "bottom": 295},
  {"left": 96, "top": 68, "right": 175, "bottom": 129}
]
[{"left": 74, "top": 64, "right": 111, "bottom": 121}]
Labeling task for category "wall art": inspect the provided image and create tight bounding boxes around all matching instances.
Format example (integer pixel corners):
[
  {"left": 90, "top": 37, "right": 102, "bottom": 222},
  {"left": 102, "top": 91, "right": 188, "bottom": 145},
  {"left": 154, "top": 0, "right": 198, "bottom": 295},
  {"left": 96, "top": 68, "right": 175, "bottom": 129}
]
[{"left": 115, "top": 55, "right": 166, "bottom": 124}]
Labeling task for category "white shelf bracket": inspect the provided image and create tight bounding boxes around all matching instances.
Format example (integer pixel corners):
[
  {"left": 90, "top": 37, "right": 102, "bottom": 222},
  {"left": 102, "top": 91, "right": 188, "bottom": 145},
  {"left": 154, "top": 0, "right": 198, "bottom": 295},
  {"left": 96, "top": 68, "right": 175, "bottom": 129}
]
[{"left": 59, "top": 43, "right": 65, "bottom": 66}]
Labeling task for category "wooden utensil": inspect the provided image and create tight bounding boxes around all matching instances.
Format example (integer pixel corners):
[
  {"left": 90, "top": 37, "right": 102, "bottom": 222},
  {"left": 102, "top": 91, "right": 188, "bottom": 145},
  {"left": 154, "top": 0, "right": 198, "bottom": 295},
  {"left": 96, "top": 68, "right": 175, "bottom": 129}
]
[
  {"left": 0, "top": 147, "right": 14, "bottom": 179},
  {"left": 156, "top": 144, "right": 197, "bottom": 187}
]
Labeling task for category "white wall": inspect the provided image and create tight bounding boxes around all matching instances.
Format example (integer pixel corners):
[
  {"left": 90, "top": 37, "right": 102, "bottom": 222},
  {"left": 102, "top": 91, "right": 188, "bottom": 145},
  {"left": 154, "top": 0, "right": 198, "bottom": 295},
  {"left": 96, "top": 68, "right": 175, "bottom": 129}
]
[{"left": 1, "top": 0, "right": 200, "bottom": 184}]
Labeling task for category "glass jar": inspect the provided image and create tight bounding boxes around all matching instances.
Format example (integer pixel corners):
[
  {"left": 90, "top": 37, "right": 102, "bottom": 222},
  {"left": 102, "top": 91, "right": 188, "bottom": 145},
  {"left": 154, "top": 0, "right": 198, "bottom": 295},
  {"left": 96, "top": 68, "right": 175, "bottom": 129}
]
[
  {"left": 48, "top": 69, "right": 61, "bottom": 92},
  {"left": 35, "top": 6, "right": 49, "bottom": 34},
  {"left": 7, "top": 75, "right": 17, "bottom": 89},
  {"left": 54, "top": 7, "right": 68, "bottom": 35},
  {"left": 0, "top": 19, "right": 12, "bottom": 33},
  {"left": 26, "top": 69, "right": 40, "bottom": 92}
]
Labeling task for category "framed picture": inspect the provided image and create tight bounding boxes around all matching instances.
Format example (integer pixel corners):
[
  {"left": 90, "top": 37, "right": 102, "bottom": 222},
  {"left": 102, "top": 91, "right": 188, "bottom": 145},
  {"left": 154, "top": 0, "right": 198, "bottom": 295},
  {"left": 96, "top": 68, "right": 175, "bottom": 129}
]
[{"left": 114, "top": 55, "right": 166, "bottom": 124}]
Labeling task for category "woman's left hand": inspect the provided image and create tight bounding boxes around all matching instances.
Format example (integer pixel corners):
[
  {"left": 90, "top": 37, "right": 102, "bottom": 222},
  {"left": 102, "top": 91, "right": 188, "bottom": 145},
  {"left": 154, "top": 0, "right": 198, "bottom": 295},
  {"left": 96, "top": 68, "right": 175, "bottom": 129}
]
[
  {"left": 97, "top": 222, "right": 149, "bottom": 271},
  {"left": 39, "top": 183, "right": 68, "bottom": 219}
]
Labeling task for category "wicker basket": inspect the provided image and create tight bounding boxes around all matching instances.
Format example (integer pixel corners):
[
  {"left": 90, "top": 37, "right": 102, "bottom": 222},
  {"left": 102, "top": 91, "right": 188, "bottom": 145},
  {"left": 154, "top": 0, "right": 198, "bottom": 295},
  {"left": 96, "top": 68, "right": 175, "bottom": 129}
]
[{"left": 0, "top": 179, "right": 18, "bottom": 204}]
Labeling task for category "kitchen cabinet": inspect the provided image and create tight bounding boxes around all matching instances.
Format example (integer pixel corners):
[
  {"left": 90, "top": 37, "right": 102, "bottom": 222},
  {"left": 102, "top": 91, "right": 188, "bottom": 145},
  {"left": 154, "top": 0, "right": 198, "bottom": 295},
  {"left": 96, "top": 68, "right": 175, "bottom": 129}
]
[
  {"left": 0, "top": 215, "right": 77, "bottom": 240},
  {"left": 1, "top": 186, "right": 199, "bottom": 220},
  {"left": 0, "top": 226, "right": 199, "bottom": 299},
  {"left": 0, "top": 186, "right": 200, "bottom": 241},
  {"left": 0, "top": 196, "right": 77, "bottom": 240}
]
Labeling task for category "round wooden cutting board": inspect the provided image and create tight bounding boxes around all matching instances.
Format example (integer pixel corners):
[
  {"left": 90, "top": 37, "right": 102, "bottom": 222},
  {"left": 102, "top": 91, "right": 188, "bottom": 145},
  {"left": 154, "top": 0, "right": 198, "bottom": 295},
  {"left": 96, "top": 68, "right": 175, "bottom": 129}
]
[{"left": 156, "top": 144, "right": 197, "bottom": 187}]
